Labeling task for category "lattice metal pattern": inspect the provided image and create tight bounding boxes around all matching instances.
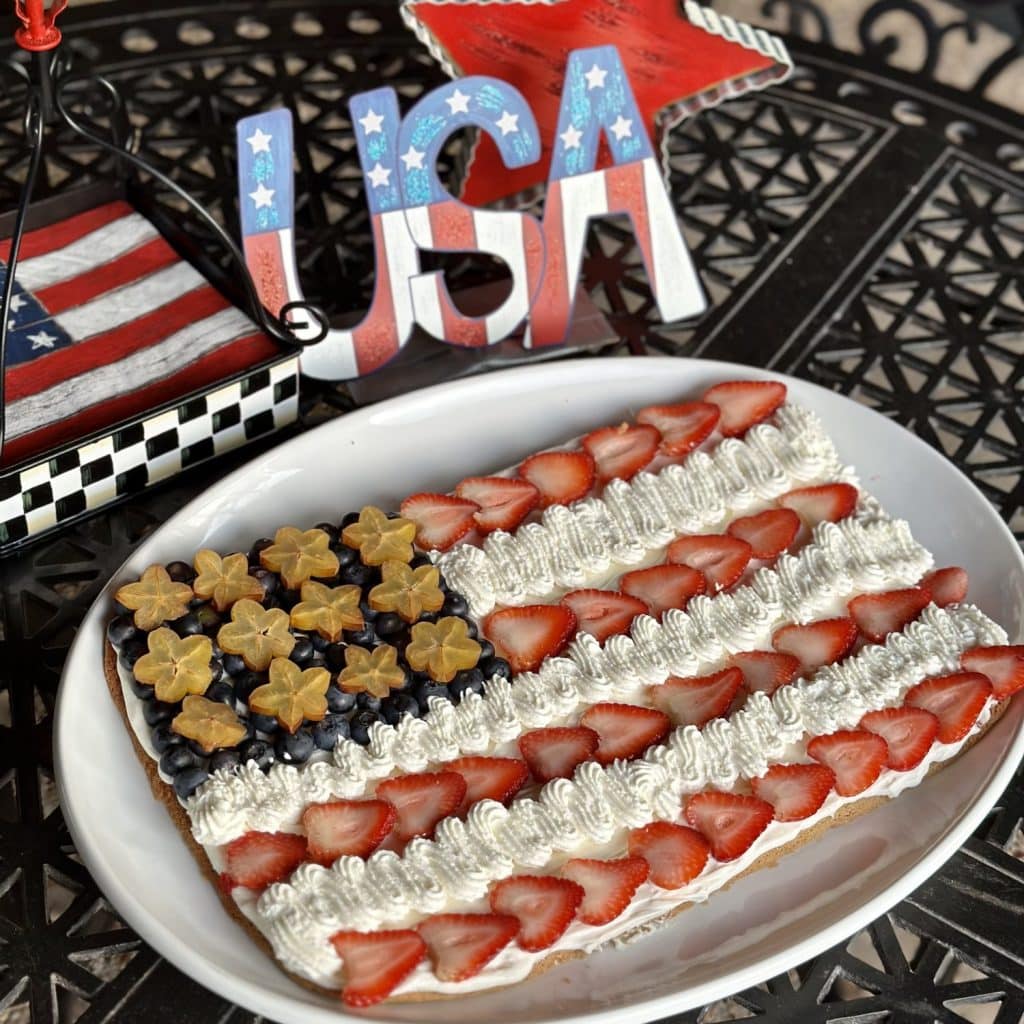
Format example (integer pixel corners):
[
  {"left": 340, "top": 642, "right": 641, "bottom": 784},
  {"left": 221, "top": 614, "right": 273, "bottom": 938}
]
[{"left": 0, "top": 2, "right": 1022, "bottom": 1023}]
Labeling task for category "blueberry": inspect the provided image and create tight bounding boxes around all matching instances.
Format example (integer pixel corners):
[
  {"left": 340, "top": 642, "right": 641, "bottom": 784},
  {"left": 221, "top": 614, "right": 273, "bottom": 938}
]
[
  {"left": 249, "top": 538, "right": 273, "bottom": 566},
  {"left": 205, "top": 680, "right": 235, "bottom": 705},
  {"left": 340, "top": 511, "right": 361, "bottom": 528},
  {"left": 252, "top": 568, "right": 278, "bottom": 599},
  {"left": 410, "top": 553, "right": 432, "bottom": 569},
  {"left": 159, "top": 745, "right": 196, "bottom": 776},
  {"left": 449, "top": 669, "right": 485, "bottom": 704},
  {"left": 325, "top": 643, "right": 347, "bottom": 672},
  {"left": 326, "top": 685, "right": 357, "bottom": 714},
  {"left": 165, "top": 560, "right": 194, "bottom": 583},
  {"left": 349, "top": 709, "right": 381, "bottom": 745},
  {"left": 313, "top": 714, "right": 351, "bottom": 750},
  {"left": 143, "top": 700, "right": 176, "bottom": 727},
  {"left": 310, "top": 633, "right": 329, "bottom": 653},
  {"left": 172, "top": 612, "right": 203, "bottom": 638},
  {"left": 413, "top": 679, "right": 451, "bottom": 714},
  {"left": 356, "top": 692, "right": 382, "bottom": 713},
  {"left": 234, "top": 671, "right": 264, "bottom": 702},
  {"left": 118, "top": 637, "right": 148, "bottom": 671},
  {"left": 345, "top": 625, "right": 377, "bottom": 647},
  {"left": 106, "top": 613, "right": 140, "bottom": 649},
  {"left": 276, "top": 728, "right": 315, "bottom": 765},
  {"left": 277, "top": 588, "right": 300, "bottom": 611},
  {"left": 443, "top": 593, "right": 469, "bottom": 617},
  {"left": 290, "top": 635, "right": 315, "bottom": 665},
  {"left": 463, "top": 619, "right": 479, "bottom": 640},
  {"left": 481, "top": 657, "right": 511, "bottom": 681},
  {"left": 418, "top": 610, "right": 439, "bottom": 624},
  {"left": 209, "top": 749, "right": 241, "bottom": 773},
  {"left": 207, "top": 658, "right": 226, "bottom": 685},
  {"left": 315, "top": 522, "right": 339, "bottom": 541},
  {"left": 477, "top": 640, "right": 495, "bottom": 661},
  {"left": 239, "top": 738, "right": 275, "bottom": 771},
  {"left": 359, "top": 600, "right": 379, "bottom": 622},
  {"left": 127, "top": 672, "right": 154, "bottom": 700},
  {"left": 196, "top": 605, "right": 222, "bottom": 632},
  {"left": 375, "top": 612, "right": 403, "bottom": 637},
  {"left": 150, "top": 724, "right": 184, "bottom": 755},
  {"left": 173, "top": 767, "right": 209, "bottom": 800},
  {"left": 250, "top": 712, "right": 280, "bottom": 735},
  {"left": 341, "top": 562, "right": 375, "bottom": 587},
  {"left": 335, "top": 544, "right": 357, "bottom": 568},
  {"left": 223, "top": 653, "right": 247, "bottom": 677},
  {"left": 381, "top": 692, "right": 420, "bottom": 724}
]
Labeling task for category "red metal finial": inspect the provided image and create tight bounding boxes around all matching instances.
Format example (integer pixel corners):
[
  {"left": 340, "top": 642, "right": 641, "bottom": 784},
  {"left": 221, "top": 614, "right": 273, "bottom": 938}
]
[{"left": 14, "top": 0, "right": 68, "bottom": 52}]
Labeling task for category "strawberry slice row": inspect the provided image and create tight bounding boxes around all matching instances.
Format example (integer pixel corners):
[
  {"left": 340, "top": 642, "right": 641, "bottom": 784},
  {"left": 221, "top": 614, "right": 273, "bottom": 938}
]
[{"left": 399, "top": 380, "right": 790, "bottom": 551}]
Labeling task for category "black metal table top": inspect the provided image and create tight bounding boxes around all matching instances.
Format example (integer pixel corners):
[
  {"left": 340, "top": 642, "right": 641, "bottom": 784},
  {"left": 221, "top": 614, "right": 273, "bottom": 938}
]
[{"left": 0, "top": 2, "right": 1022, "bottom": 1022}]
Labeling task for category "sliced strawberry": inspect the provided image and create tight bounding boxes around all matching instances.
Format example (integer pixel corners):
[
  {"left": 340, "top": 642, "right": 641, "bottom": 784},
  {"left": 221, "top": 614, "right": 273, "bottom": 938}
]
[
  {"left": 750, "top": 763, "right": 835, "bottom": 821},
  {"left": 772, "top": 617, "right": 858, "bottom": 674},
  {"left": 627, "top": 821, "right": 710, "bottom": 889},
  {"left": 376, "top": 771, "right": 467, "bottom": 841},
  {"left": 806, "top": 730, "right": 888, "bottom": 796},
  {"left": 302, "top": 800, "right": 396, "bottom": 865},
  {"left": 220, "top": 831, "right": 307, "bottom": 892},
  {"left": 649, "top": 667, "right": 744, "bottom": 728},
  {"left": 483, "top": 604, "right": 577, "bottom": 673},
  {"left": 684, "top": 792, "right": 774, "bottom": 861},
  {"left": 489, "top": 876, "right": 584, "bottom": 951},
  {"left": 443, "top": 756, "right": 528, "bottom": 809},
  {"left": 581, "top": 423, "right": 660, "bottom": 483},
  {"left": 562, "top": 856, "right": 649, "bottom": 925},
  {"left": 859, "top": 707, "right": 939, "bottom": 771},
  {"left": 960, "top": 645, "right": 1024, "bottom": 699},
  {"left": 726, "top": 508, "right": 801, "bottom": 560},
  {"left": 904, "top": 672, "right": 993, "bottom": 742},
  {"left": 417, "top": 913, "right": 519, "bottom": 983},
  {"left": 619, "top": 563, "right": 705, "bottom": 620},
  {"left": 921, "top": 566, "right": 969, "bottom": 608},
  {"left": 519, "top": 726, "right": 599, "bottom": 782},
  {"left": 579, "top": 702, "right": 672, "bottom": 764},
  {"left": 399, "top": 493, "right": 479, "bottom": 551},
  {"left": 728, "top": 651, "right": 801, "bottom": 696},
  {"left": 455, "top": 476, "right": 539, "bottom": 534},
  {"left": 848, "top": 586, "right": 931, "bottom": 643},
  {"left": 702, "top": 379, "right": 787, "bottom": 437},
  {"left": 331, "top": 929, "right": 426, "bottom": 1008},
  {"left": 777, "top": 482, "right": 858, "bottom": 525},
  {"left": 635, "top": 401, "right": 720, "bottom": 457},
  {"left": 561, "top": 589, "right": 648, "bottom": 642},
  {"left": 666, "top": 534, "right": 752, "bottom": 593},
  {"left": 518, "top": 450, "right": 595, "bottom": 507}
]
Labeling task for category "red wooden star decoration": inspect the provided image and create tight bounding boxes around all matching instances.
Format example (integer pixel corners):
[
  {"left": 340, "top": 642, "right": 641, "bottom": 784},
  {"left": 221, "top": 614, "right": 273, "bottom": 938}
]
[{"left": 402, "top": 0, "right": 792, "bottom": 206}]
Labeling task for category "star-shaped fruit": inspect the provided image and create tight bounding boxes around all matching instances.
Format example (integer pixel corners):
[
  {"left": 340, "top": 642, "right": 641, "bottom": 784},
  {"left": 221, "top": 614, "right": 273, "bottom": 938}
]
[
  {"left": 338, "top": 644, "right": 407, "bottom": 698},
  {"left": 249, "top": 657, "right": 330, "bottom": 733},
  {"left": 259, "top": 526, "right": 340, "bottom": 590},
  {"left": 289, "top": 581, "right": 364, "bottom": 642},
  {"left": 133, "top": 627, "right": 215, "bottom": 703},
  {"left": 369, "top": 560, "right": 445, "bottom": 623},
  {"left": 405, "top": 616, "right": 481, "bottom": 683},
  {"left": 172, "top": 694, "right": 249, "bottom": 754},
  {"left": 192, "top": 549, "right": 265, "bottom": 612},
  {"left": 115, "top": 565, "right": 193, "bottom": 631},
  {"left": 402, "top": 0, "right": 791, "bottom": 204},
  {"left": 217, "top": 598, "right": 295, "bottom": 671},
  {"left": 341, "top": 506, "right": 416, "bottom": 566}
]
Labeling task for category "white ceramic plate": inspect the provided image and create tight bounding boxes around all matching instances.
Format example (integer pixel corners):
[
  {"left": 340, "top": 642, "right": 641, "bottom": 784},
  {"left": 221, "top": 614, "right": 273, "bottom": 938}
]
[{"left": 55, "top": 357, "right": 1024, "bottom": 1024}]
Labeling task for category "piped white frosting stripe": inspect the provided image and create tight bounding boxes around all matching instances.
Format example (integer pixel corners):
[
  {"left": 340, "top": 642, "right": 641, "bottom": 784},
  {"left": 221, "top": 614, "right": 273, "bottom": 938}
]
[
  {"left": 437, "top": 404, "right": 855, "bottom": 616},
  {"left": 186, "top": 516, "right": 932, "bottom": 845},
  {"left": 251, "top": 602, "right": 1006, "bottom": 977}
]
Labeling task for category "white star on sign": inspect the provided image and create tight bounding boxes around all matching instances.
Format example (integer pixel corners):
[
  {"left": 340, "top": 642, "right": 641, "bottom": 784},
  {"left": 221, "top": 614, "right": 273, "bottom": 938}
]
[
  {"left": 367, "top": 162, "right": 392, "bottom": 188},
  {"left": 8, "top": 293, "right": 26, "bottom": 313},
  {"left": 358, "top": 108, "right": 385, "bottom": 135},
  {"left": 28, "top": 330, "right": 56, "bottom": 349},
  {"left": 445, "top": 88, "right": 470, "bottom": 115},
  {"left": 400, "top": 146, "right": 425, "bottom": 171},
  {"left": 246, "top": 127, "right": 273, "bottom": 154},
  {"left": 7, "top": 319, "right": 14, "bottom": 331},
  {"left": 496, "top": 110, "right": 519, "bottom": 136},
  {"left": 559, "top": 124, "right": 582, "bottom": 150},
  {"left": 610, "top": 115, "right": 633, "bottom": 141},
  {"left": 584, "top": 63, "right": 608, "bottom": 90},
  {"left": 249, "top": 182, "right": 276, "bottom": 209}
]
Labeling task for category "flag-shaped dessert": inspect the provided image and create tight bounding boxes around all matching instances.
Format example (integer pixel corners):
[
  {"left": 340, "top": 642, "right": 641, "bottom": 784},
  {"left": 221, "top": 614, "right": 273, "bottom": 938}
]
[{"left": 104, "top": 378, "right": 1023, "bottom": 1007}]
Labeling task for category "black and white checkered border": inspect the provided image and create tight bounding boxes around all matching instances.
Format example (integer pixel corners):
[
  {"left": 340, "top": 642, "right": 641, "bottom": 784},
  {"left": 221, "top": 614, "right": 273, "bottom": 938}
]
[{"left": 0, "top": 355, "right": 300, "bottom": 552}]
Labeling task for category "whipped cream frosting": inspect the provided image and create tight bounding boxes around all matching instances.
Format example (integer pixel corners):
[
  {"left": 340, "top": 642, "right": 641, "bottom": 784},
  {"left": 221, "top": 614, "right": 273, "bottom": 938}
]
[
  {"left": 186, "top": 515, "right": 932, "bottom": 845},
  {"left": 437, "top": 404, "right": 859, "bottom": 616},
  {"left": 246, "top": 601, "right": 1005, "bottom": 986}
]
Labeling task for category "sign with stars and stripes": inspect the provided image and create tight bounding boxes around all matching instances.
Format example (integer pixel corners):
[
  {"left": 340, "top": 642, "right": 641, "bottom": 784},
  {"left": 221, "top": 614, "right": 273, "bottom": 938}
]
[{"left": 236, "top": 44, "right": 706, "bottom": 380}]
